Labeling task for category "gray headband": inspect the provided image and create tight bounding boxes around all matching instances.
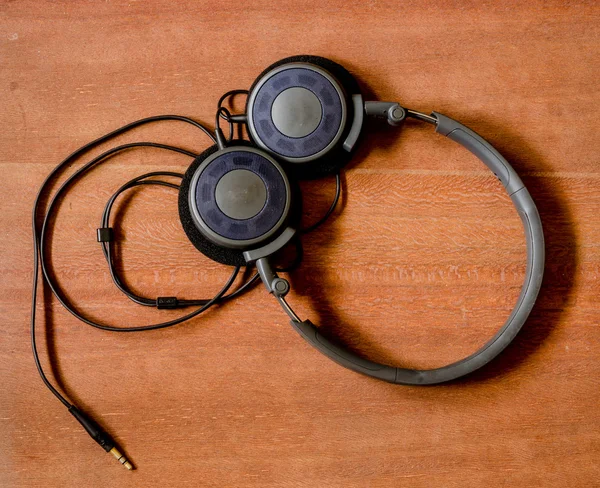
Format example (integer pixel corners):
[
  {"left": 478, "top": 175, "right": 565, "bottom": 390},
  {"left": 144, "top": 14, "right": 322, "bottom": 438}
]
[{"left": 246, "top": 111, "right": 545, "bottom": 384}]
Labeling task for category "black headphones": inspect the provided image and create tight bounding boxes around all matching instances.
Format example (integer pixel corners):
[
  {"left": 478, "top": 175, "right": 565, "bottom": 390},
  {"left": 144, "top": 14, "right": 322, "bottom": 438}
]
[
  {"left": 32, "top": 55, "right": 545, "bottom": 469},
  {"left": 179, "top": 54, "right": 545, "bottom": 385}
]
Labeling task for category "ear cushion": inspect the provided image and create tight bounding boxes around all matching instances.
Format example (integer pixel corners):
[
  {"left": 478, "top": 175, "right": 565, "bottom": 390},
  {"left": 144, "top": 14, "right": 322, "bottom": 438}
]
[
  {"left": 247, "top": 55, "right": 362, "bottom": 180},
  {"left": 179, "top": 141, "right": 302, "bottom": 267}
]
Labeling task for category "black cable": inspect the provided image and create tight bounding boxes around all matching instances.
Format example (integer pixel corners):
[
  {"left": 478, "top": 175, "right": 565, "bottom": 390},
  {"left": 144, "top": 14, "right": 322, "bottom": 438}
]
[
  {"left": 215, "top": 106, "right": 234, "bottom": 146},
  {"left": 100, "top": 173, "right": 185, "bottom": 307},
  {"left": 217, "top": 89, "right": 249, "bottom": 111},
  {"left": 37, "top": 143, "right": 243, "bottom": 332},
  {"left": 217, "top": 90, "right": 249, "bottom": 142},
  {"left": 31, "top": 116, "right": 217, "bottom": 414},
  {"left": 299, "top": 172, "right": 341, "bottom": 234},
  {"left": 222, "top": 271, "right": 260, "bottom": 299},
  {"left": 29, "top": 114, "right": 277, "bottom": 469},
  {"left": 99, "top": 171, "right": 262, "bottom": 307}
]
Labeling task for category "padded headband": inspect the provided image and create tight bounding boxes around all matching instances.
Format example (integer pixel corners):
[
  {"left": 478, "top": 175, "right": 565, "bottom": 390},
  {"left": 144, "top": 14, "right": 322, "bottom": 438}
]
[{"left": 268, "top": 112, "right": 545, "bottom": 384}]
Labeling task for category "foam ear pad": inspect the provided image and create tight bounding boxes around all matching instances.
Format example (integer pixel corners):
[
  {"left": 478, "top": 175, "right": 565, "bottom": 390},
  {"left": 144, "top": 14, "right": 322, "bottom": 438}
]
[
  {"left": 179, "top": 141, "right": 301, "bottom": 267},
  {"left": 246, "top": 55, "right": 362, "bottom": 180}
]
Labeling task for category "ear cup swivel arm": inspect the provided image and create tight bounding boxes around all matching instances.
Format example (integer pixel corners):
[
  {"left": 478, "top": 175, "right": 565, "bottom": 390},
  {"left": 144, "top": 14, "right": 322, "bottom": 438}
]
[
  {"left": 243, "top": 227, "right": 297, "bottom": 300},
  {"left": 265, "top": 111, "right": 545, "bottom": 385}
]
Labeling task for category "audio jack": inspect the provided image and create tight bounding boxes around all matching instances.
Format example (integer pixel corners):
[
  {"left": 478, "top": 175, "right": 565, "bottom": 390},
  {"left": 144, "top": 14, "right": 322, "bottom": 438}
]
[
  {"left": 69, "top": 406, "right": 134, "bottom": 470},
  {"left": 109, "top": 446, "right": 134, "bottom": 470}
]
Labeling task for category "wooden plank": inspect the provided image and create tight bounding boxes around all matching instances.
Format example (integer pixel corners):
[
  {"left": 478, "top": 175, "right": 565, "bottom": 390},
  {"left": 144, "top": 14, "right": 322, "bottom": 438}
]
[{"left": 0, "top": 1, "right": 598, "bottom": 486}]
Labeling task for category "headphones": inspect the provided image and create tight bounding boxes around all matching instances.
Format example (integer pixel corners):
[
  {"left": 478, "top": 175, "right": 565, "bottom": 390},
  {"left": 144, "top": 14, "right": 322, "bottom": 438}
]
[
  {"left": 32, "top": 54, "right": 545, "bottom": 469},
  {"left": 179, "top": 54, "right": 545, "bottom": 385}
]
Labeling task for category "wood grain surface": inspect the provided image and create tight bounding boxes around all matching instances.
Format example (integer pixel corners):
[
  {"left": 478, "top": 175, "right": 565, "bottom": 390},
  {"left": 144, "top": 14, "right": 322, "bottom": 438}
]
[{"left": 1, "top": 1, "right": 599, "bottom": 486}]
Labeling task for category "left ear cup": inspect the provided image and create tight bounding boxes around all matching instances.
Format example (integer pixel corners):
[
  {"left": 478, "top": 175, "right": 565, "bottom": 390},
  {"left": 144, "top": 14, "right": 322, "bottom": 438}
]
[
  {"left": 179, "top": 141, "right": 298, "bottom": 266},
  {"left": 246, "top": 55, "right": 362, "bottom": 180}
]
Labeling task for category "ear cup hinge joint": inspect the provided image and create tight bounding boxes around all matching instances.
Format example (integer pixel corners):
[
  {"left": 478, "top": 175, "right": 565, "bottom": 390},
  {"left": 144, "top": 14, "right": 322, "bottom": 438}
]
[
  {"left": 255, "top": 258, "right": 290, "bottom": 298},
  {"left": 243, "top": 227, "right": 297, "bottom": 298},
  {"left": 364, "top": 101, "right": 406, "bottom": 126}
]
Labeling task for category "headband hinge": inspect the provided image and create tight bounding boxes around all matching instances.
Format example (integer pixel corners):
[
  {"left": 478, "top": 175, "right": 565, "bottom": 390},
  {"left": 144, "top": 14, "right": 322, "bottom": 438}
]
[{"left": 364, "top": 101, "right": 406, "bottom": 126}]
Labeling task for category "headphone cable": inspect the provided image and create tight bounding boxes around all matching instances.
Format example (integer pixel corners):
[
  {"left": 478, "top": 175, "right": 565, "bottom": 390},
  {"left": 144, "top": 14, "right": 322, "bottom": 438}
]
[{"left": 32, "top": 116, "right": 225, "bottom": 469}]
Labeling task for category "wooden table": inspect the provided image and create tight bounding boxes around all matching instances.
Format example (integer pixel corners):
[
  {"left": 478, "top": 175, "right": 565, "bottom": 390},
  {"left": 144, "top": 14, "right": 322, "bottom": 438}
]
[{"left": 1, "top": 1, "right": 598, "bottom": 486}]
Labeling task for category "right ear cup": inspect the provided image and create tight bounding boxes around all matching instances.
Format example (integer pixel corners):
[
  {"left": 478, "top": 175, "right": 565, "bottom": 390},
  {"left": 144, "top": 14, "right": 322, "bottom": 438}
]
[{"left": 246, "top": 55, "right": 363, "bottom": 180}]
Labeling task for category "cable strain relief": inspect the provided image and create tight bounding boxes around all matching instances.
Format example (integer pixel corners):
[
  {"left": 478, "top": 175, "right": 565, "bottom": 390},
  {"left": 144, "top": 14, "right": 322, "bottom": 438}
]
[
  {"left": 68, "top": 406, "right": 114, "bottom": 452},
  {"left": 215, "top": 127, "right": 227, "bottom": 150}
]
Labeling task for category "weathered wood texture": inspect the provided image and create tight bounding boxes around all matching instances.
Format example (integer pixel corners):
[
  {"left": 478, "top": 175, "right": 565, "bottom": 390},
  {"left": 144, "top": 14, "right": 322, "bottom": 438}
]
[{"left": 1, "top": 1, "right": 598, "bottom": 486}]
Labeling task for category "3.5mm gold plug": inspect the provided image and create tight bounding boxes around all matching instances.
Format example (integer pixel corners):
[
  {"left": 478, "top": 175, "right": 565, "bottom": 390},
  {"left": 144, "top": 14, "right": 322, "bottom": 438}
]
[
  {"left": 68, "top": 405, "right": 134, "bottom": 470},
  {"left": 110, "top": 447, "right": 134, "bottom": 470}
]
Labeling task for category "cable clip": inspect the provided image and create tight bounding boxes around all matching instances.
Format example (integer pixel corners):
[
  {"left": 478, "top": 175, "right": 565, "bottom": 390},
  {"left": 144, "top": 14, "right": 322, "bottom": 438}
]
[
  {"left": 157, "top": 296, "right": 179, "bottom": 309},
  {"left": 96, "top": 227, "right": 113, "bottom": 242}
]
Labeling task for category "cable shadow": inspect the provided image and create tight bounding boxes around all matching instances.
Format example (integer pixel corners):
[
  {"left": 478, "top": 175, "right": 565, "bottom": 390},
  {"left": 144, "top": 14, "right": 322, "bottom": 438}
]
[{"left": 289, "top": 118, "right": 576, "bottom": 385}]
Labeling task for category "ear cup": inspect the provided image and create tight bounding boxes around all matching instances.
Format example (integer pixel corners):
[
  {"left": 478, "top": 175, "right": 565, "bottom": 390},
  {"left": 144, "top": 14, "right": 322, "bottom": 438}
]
[
  {"left": 179, "top": 141, "right": 300, "bottom": 266},
  {"left": 246, "top": 55, "right": 362, "bottom": 179}
]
